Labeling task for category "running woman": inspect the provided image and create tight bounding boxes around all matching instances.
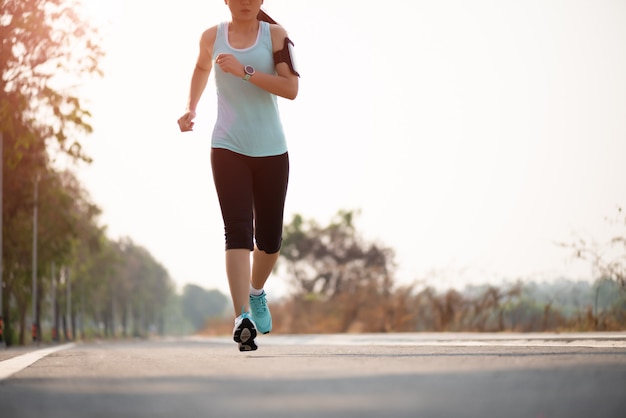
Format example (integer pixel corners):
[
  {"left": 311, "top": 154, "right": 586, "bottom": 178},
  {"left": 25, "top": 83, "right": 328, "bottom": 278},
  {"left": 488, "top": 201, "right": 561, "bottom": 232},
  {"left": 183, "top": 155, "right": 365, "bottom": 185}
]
[{"left": 177, "top": 0, "right": 299, "bottom": 351}]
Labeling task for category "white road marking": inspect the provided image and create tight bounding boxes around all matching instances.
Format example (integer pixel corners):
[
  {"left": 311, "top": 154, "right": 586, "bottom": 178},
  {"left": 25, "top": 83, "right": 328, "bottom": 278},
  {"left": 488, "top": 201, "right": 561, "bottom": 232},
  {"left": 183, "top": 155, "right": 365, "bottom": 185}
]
[{"left": 0, "top": 343, "right": 75, "bottom": 381}]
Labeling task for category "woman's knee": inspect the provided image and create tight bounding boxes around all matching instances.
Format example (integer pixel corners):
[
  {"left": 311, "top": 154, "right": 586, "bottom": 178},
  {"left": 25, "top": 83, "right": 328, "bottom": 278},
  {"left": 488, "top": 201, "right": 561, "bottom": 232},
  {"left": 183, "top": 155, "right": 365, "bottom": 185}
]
[
  {"left": 255, "top": 236, "right": 282, "bottom": 254},
  {"left": 224, "top": 220, "right": 254, "bottom": 251}
]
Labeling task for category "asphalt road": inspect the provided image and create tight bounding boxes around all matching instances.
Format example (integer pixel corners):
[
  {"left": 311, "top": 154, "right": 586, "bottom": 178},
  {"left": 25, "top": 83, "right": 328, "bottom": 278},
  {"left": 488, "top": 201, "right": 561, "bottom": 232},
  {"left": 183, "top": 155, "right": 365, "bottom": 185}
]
[{"left": 1, "top": 333, "right": 625, "bottom": 418}]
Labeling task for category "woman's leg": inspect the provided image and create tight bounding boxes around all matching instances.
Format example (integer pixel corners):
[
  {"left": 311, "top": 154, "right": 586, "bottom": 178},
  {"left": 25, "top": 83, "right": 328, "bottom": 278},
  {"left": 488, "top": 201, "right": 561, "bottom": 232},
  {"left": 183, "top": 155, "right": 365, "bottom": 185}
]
[
  {"left": 244, "top": 153, "right": 289, "bottom": 334},
  {"left": 226, "top": 249, "right": 252, "bottom": 315},
  {"left": 251, "top": 152, "right": 289, "bottom": 289},
  {"left": 211, "top": 148, "right": 255, "bottom": 316},
  {"left": 251, "top": 248, "right": 280, "bottom": 290}
]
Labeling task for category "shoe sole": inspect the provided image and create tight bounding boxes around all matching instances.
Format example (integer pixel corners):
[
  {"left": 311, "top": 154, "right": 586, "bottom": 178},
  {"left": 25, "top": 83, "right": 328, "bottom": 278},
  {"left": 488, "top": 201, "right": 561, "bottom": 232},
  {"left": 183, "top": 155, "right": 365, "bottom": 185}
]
[{"left": 233, "top": 317, "right": 258, "bottom": 351}]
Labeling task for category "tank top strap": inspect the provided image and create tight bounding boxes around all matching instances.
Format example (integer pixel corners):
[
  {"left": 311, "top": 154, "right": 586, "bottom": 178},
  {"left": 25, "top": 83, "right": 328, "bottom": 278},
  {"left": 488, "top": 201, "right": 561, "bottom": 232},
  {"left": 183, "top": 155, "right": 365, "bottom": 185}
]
[{"left": 260, "top": 21, "right": 273, "bottom": 51}]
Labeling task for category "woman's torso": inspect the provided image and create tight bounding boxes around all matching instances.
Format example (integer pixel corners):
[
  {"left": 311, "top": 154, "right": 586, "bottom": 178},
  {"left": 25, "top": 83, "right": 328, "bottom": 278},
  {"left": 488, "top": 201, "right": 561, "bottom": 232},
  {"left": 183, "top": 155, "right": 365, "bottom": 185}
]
[{"left": 211, "top": 21, "right": 287, "bottom": 157}]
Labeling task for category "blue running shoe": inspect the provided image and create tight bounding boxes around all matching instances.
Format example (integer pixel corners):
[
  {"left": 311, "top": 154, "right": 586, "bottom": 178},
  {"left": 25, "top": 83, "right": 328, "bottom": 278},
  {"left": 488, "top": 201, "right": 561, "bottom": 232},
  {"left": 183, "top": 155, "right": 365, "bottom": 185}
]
[
  {"left": 249, "top": 292, "right": 272, "bottom": 334},
  {"left": 233, "top": 312, "right": 257, "bottom": 352}
]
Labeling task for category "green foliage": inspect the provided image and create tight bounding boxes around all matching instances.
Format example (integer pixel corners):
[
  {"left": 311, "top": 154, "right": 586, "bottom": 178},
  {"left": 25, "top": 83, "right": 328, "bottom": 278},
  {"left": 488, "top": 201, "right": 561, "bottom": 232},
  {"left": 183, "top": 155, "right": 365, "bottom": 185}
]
[
  {"left": 1, "top": 0, "right": 106, "bottom": 345},
  {"left": 180, "top": 284, "right": 229, "bottom": 332},
  {"left": 54, "top": 237, "right": 176, "bottom": 341},
  {"left": 0, "top": 1, "right": 184, "bottom": 345},
  {"left": 1, "top": 0, "right": 103, "bottom": 161},
  {"left": 162, "top": 292, "right": 195, "bottom": 337},
  {"left": 1, "top": 167, "right": 104, "bottom": 344}
]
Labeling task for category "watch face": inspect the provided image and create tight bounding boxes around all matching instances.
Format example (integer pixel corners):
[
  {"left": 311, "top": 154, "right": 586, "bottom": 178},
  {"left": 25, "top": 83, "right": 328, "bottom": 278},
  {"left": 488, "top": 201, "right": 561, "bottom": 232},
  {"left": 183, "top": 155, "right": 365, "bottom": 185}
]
[{"left": 245, "top": 65, "right": 255, "bottom": 75}]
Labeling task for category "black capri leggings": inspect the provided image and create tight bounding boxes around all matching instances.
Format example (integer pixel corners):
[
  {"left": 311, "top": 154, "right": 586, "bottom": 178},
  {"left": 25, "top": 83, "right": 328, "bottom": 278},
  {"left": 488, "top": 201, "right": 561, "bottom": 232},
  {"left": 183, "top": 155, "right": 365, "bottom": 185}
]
[{"left": 211, "top": 148, "right": 289, "bottom": 253}]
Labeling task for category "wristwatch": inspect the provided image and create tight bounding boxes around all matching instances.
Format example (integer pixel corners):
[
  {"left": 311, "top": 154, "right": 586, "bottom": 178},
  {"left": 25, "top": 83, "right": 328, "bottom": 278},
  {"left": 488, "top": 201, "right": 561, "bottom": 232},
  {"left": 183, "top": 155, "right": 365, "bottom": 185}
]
[{"left": 243, "top": 65, "right": 255, "bottom": 81}]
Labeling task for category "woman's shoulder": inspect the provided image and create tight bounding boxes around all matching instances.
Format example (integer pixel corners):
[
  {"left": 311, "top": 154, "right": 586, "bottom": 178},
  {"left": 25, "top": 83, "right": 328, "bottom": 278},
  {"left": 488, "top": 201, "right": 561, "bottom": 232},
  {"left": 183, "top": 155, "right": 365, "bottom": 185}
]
[
  {"left": 202, "top": 24, "right": 220, "bottom": 37},
  {"left": 268, "top": 23, "right": 288, "bottom": 38},
  {"left": 201, "top": 24, "right": 220, "bottom": 41},
  {"left": 268, "top": 23, "right": 289, "bottom": 50},
  {"left": 198, "top": 24, "right": 220, "bottom": 53}
]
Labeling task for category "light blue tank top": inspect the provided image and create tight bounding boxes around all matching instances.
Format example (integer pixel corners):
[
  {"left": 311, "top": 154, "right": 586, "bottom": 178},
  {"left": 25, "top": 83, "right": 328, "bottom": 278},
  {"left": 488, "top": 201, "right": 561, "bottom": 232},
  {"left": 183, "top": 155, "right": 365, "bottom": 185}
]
[{"left": 211, "top": 21, "right": 287, "bottom": 157}]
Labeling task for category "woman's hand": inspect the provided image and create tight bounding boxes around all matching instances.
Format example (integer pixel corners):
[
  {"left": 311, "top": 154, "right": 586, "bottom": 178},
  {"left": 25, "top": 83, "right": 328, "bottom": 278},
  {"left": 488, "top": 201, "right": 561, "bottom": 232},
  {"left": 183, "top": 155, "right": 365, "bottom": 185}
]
[
  {"left": 215, "top": 53, "right": 245, "bottom": 78},
  {"left": 177, "top": 109, "right": 196, "bottom": 132}
]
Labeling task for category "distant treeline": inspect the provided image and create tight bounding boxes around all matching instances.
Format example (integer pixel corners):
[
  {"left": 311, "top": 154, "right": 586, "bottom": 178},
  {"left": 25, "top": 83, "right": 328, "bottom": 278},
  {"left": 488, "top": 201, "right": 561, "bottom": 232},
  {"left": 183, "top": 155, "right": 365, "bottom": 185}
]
[
  {"left": 3, "top": 208, "right": 623, "bottom": 346},
  {"left": 199, "top": 278, "right": 625, "bottom": 336},
  {"left": 199, "top": 211, "right": 626, "bottom": 336}
]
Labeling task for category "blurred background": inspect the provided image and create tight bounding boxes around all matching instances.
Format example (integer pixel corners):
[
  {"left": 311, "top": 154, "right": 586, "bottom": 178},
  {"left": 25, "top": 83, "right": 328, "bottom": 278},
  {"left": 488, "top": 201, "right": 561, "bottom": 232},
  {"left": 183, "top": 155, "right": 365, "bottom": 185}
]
[{"left": 1, "top": 0, "right": 625, "bottom": 345}]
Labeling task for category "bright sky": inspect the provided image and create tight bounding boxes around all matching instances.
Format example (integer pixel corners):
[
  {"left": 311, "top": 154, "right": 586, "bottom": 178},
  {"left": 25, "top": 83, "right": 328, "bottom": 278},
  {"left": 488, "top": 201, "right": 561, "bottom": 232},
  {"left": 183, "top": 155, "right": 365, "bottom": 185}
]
[{"left": 76, "top": 0, "right": 626, "bottom": 296}]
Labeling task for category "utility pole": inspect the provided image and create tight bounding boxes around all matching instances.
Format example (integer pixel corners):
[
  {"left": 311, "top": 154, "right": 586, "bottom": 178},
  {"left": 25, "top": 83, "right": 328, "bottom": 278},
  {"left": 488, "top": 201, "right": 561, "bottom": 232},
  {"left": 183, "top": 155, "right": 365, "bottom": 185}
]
[
  {"left": 51, "top": 262, "right": 58, "bottom": 342},
  {"left": 0, "top": 132, "right": 4, "bottom": 346},
  {"left": 32, "top": 174, "right": 39, "bottom": 343},
  {"left": 66, "top": 267, "right": 72, "bottom": 340}
]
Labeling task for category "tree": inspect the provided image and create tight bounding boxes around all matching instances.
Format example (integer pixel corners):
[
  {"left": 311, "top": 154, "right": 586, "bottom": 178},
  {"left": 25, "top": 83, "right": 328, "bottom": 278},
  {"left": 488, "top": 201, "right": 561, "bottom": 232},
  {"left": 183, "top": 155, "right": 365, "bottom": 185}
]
[
  {"left": 1, "top": 0, "right": 103, "bottom": 161},
  {"left": 113, "top": 238, "right": 174, "bottom": 338},
  {"left": 281, "top": 210, "right": 394, "bottom": 297},
  {"left": 181, "top": 284, "right": 229, "bottom": 332},
  {"left": 279, "top": 210, "right": 397, "bottom": 333},
  {"left": 0, "top": 159, "right": 103, "bottom": 344},
  {"left": 1, "top": 0, "right": 104, "bottom": 345},
  {"left": 256, "top": 209, "right": 626, "bottom": 334}
]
